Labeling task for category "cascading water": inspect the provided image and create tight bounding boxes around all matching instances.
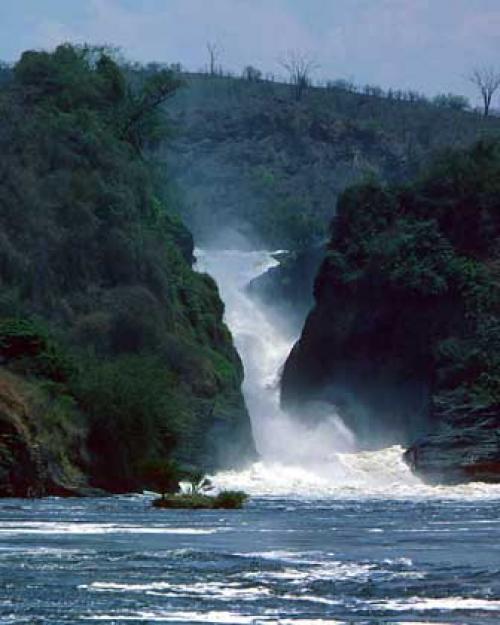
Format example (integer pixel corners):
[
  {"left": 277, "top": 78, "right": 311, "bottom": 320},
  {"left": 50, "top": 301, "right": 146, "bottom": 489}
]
[
  {"left": 196, "top": 249, "right": 500, "bottom": 499},
  {"left": 4, "top": 251, "right": 500, "bottom": 625},
  {"left": 196, "top": 249, "right": 354, "bottom": 460}
]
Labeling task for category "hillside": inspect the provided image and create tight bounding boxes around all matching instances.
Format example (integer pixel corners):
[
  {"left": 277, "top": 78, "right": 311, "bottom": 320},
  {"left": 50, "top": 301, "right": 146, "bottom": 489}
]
[
  {"left": 281, "top": 140, "right": 500, "bottom": 483},
  {"left": 0, "top": 46, "right": 255, "bottom": 496},
  {"left": 167, "top": 73, "right": 500, "bottom": 251}
]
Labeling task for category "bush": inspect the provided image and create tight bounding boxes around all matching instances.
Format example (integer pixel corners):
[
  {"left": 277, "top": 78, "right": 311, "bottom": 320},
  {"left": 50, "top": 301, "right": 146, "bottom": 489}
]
[
  {"left": 212, "top": 490, "right": 249, "bottom": 509},
  {"left": 152, "top": 489, "right": 249, "bottom": 509},
  {"left": 0, "top": 318, "right": 74, "bottom": 382},
  {"left": 140, "top": 459, "right": 181, "bottom": 496}
]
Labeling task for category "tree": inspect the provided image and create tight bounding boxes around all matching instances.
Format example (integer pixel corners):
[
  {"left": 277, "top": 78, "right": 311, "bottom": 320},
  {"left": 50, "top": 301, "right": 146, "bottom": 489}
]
[
  {"left": 242, "top": 65, "right": 262, "bottom": 82},
  {"left": 206, "top": 42, "right": 221, "bottom": 76},
  {"left": 469, "top": 67, "right": 500, "bottom": 116},
  {"left": 184, "top": 469, "right": 213, "bottom": 495},
  {"left": 121, "top": 68, "right": 181, "bottom": 150},
  {"left": 432, "top": 93, "right": 470, "bottom": 111},
  {"left": 280, "top": 50, "right": 318, "bottom": 101},
  {"left": 140, "top": 459, "right": 181, "bottom": 499}
]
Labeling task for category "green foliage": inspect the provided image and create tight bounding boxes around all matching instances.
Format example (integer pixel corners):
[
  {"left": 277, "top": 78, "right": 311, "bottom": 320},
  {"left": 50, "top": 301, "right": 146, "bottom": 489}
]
[
  {"left": 212, "top": 489, "right": 249, "bottom": 509},
  {"left": 0, "top": 318, "right": 74, "bottom": 382},
  {"left": 140, "top": 459, "right": 182, "bottom": 497},
  {"left": 432, "top": 93, "right": 470, "bottom": 111},
  {"left": 166, "top": 72, "right": 500, "bottom": 250},
  {"left": 260, "top": 198, "right": 326, "bottom": 250},
  {"left": 414, "top": 140, "right": 500, "bottom": 257},
  {"left": 323, "top": 140, "right": 500, "bottom": 412},
  {"left": 74, "top": 355, "right": 185, "bottom": 451},
  {"left": 0, "top": 44, "right": 253, "bottom": 493},
  {"left": 152, "top": 489, "right": 249, "bottom": 509}
]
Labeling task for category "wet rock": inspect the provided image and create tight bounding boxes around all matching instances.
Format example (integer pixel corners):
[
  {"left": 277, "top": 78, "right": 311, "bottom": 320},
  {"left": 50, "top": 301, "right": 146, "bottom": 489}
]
[{"left": 404, "top": 407, "right": 500, "bottom": 484}]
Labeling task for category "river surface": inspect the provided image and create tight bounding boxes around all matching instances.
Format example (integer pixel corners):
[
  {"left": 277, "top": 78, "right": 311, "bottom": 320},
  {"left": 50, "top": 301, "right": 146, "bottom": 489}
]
[
  {"left": 2, "top": 249, "right": 500, "bottom": 624},
  {"left": 1, "top": 495, "right": 500, "bottom": 624}
]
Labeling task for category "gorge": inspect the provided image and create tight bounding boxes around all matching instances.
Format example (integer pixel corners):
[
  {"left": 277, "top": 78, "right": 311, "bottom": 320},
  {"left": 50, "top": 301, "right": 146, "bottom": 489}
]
[
  {"left": 0, "top": 44, "right": 500, "bottom": 497},
  {"left": 1, "top": 30, "right": 500, "bottom": 624}
]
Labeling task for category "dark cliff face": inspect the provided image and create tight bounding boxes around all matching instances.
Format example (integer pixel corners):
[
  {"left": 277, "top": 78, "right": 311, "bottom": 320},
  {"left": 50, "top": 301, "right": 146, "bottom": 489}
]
[
  {"left": 247, "top": 246, "right": 325, "bottom": 334},
  {"left": 0, "top": 46, "right": 255, "bottom": 497},
  {"left": 404, "top": 405, "right": 500, "bottom": 484},
  {"left": 281, "top": 141, "right": 500, "bottom": 481},
  {"left": 281, "top": 268, "right": 438, "bottom": 446}
]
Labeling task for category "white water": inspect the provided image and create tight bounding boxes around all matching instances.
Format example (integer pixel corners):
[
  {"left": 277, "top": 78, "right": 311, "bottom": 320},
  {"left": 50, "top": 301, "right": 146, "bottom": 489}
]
[{"left": 196, "top": 249, "right": 500, "bottom": 500}]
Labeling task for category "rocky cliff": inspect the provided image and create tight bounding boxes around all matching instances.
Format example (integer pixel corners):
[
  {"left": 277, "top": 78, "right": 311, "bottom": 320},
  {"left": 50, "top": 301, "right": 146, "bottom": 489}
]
[
  {"left": 281, "top": 140, "right": 500, "bottom": 482},
  {"left": 166, "top": 73, "right": 500, "bottom": 332},
  {"left": 247, "top": 246, "right": 325, "bottom": 333}
]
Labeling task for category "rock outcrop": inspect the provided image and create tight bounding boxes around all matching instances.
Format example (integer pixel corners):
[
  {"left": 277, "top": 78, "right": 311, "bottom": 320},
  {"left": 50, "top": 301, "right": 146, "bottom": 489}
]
[
  {"left": 281, "top": 267, "right": 435, "bottom": 446},
  {"left": 0, "top": 370, "right": 91, "bottom": 497},
  {"left": 247, "top": 246, "right": 325, "bottom": 333},
  {"left": 281, "top": 141, "right": 500, "bottom": 482},
  {"left": 405, "top": 406, "right": 500, "bottom": 484}
]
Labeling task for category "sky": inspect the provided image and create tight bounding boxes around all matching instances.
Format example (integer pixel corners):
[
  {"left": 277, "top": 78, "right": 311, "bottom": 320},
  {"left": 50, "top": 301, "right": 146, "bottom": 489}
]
[{"left": 1, "top": 0, "right": 500, "bottom": 103}]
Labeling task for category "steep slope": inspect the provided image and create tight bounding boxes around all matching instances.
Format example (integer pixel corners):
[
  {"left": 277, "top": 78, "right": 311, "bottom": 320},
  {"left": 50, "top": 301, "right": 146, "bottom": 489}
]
[
  {"left": 167, "top": 74, "right": 500, "bottom": 250},
  {"left": 0, "top": 46, "right": 254, "bottom": 496},
  {"left": 281, "top": 141, "right": 500, "bottom": 482}
]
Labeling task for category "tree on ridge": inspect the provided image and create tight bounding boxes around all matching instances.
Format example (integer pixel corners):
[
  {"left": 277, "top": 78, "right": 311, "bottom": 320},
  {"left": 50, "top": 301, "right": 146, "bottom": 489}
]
[{"left": 469, "top": 66, "right": 500, "bottom": 117}]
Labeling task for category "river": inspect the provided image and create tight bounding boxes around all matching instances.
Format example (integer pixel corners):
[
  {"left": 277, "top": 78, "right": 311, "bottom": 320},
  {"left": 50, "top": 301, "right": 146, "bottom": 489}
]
[{"left": 1, "top": 249, "right": 500, "bottom": 624}]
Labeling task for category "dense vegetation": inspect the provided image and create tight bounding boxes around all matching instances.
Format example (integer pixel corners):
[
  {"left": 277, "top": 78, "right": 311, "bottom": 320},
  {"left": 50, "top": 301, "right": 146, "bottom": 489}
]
[
  {"left": 1, "top": 45, "right": 499, "bottom": 492},
  {"left": 167, "top": 73, "right": 500, "bottom": 250},
  {"left": 152, "top": 490, "right": 248, "bottom": 509},
  {"left": 282, "top": 140, "right": 500, "bottom": 472},
  {"left": 0, "top": 45, "right": 254, "bottom": 496}
]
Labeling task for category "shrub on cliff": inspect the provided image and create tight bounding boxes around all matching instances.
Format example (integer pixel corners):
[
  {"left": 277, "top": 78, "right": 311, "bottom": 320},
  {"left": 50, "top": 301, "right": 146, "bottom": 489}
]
[{"left": 0, "top": 319, "right": 74, "bottom": 382}]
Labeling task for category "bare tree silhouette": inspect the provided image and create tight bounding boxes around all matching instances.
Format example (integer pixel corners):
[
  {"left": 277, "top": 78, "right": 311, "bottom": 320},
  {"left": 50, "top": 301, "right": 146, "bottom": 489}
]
[
  {"left": 469, "top": 66, "right": 500, "bottom": 116},
  {"left": 206, "top": 42, "right": 221, "bottom": 76},
  {"left": 280, "top": 50, "right": 318, "bottom": 101}
]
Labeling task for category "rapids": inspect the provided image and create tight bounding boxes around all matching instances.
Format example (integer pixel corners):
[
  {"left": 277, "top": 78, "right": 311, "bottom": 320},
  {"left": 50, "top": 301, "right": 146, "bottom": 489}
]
[
  {"left": 196, "top": 249, "right": 500, "bottom": 500},
  {"left": 2, "top": 249, "right": 500, "bottom": 625}
]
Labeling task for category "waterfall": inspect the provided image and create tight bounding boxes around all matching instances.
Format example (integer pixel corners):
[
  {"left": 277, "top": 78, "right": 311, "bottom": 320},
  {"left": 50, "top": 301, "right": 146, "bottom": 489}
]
[{"left": 196, "top": 248, "right": 500, "bottom": 499}]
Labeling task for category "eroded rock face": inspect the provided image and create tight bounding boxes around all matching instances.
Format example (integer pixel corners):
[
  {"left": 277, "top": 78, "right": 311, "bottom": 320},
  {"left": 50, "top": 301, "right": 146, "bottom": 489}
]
[
  {"left": 404, "top": 407, "right": 500, "bottom": 484},
  {"left": 0, "top": 370, "right": 91, "bottom": 497},
  {"left": 280, "top": 273, "right": 436, "bottom": 447}
]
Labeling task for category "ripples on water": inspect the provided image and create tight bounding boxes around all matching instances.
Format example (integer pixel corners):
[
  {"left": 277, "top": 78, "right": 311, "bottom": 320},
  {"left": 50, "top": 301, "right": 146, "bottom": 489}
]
[
  {"left": 2, "top": 249, "right": 498, "bottom": 623},
  {"left": 1, "top": 494, "right": 500, "bottom": 624}
]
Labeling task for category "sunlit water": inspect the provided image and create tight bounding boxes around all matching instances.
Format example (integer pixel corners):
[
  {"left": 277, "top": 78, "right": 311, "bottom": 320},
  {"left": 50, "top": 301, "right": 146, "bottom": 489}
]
[{"left": 2, "top": 249, "right": 500, "bottom": 624}]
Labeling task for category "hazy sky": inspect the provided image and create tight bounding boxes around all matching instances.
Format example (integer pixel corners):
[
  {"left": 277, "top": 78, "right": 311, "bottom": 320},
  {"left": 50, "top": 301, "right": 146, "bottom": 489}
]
[{"left": 1, "top": 0, "right": 499, "bottom": 103}]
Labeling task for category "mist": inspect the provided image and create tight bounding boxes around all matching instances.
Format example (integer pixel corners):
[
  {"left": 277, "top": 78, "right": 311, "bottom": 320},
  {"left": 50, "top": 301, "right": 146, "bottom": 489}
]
[{"left": 195, "top": 247, "right": 354, "bottom": 459}]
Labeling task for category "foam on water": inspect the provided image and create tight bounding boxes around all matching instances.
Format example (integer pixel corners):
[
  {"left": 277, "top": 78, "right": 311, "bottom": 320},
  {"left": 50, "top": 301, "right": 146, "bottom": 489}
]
[
  {"left": 85, "top": 612, "right": 260, "bottom": 623},
  {"left": 370, "top": 597, "right": 500, "bottom": 612},
  {"left": 197, "top": 249, "right": 500, "bottom": 501},
  {"left": 0, "top": 522, "right": 223, "bottom": 535},
  {"left": 82, "top": 580, "right": 270, "bottom": 600}
]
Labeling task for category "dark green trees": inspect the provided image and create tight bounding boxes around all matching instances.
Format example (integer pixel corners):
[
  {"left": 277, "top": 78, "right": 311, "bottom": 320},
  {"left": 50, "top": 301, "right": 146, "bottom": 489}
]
[
  {"left": 0, "top": 44, "right": 254, "bottom": 496},
  {"left": 282, "top": 140, "right": 500, "bottom": 446}
]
